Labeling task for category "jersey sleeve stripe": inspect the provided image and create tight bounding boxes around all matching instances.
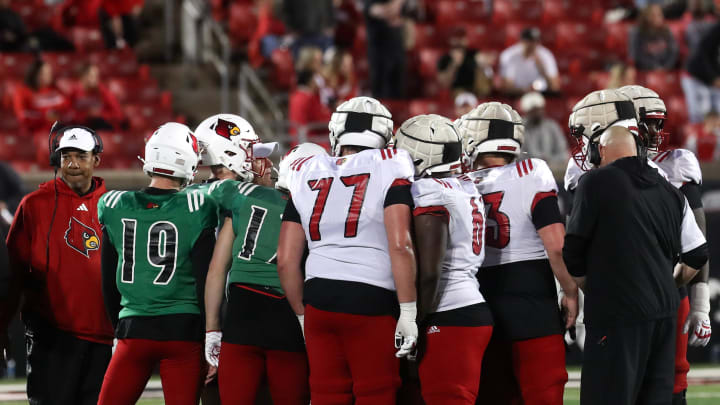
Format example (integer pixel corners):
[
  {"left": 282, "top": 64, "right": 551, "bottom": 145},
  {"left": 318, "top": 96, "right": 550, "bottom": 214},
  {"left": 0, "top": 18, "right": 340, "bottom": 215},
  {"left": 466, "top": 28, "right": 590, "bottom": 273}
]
[
  {"left": 187, "top": 193, "right": 194, "bottom": 212},
  {"left": 528, "top": 159, "right": 534, "bottom": 171},
  {"left": 657, "top": 151, "right": 671, "bottom": 163},
  {"left": 380, "top": 149, "right": 387, "bottom": 160},
  {"left": 109, "top": 191, "right": 126, "bottom": 208},
  {"left": 413, "top": 205, "right": 450, "bottom": 220},
  {"left": 531, "top": 190, "right": 558, "bottom": 212},
  {"left": 521, "top": 160, "right": 529, "bottom": 175},
  {"left": 103, "top": 190, "right": 115, "bottom": 205},
  {"left": 238, "top": 183, "right": 251, "bottom": 195},
  {"left": 245, "top": 184, "right": 259, "bottom": 195},
  {"left": 516, "top": 162, "right": 523, "bottom": 177},
  {"left": 199, "top": 192, "right": 205, "bottom": 206}
]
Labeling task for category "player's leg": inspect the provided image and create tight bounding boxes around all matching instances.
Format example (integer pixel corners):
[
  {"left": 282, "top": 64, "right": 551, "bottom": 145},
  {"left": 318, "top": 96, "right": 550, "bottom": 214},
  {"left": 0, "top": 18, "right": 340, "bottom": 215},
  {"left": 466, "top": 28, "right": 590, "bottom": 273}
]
[
  {"left": 77, "top": 340, "right": 112, "bottom": 405},
  {"left": 341, "top": 313, "right": 401, "bottom": 405},
  {"left": 636, "top": 317, "right": 677, "bottom": 405},
  {"left": 265, "top": 349, "right": 310, "bottom": 405},
  {"left": 25, "top": 324, "right": 88, "bottom": 404},
  {"left": 673, "top": 295, "right": 690, "bottom": 405},
  {"left": 476, "top": 333, "right": 521, "bottom": 405},
  {"left": 512, "top": 334, "right": 567, "bottom": 405},
  {"left": 217, "top": 343, "right": 266, "bottom": 405},
  {"left": 418, "top": 325, "right": 492, "bottom": 405},
  {"left": 157, "top": 340, "right": 205, "bottom": 405},
  {"left": 97, "top": 339, "right": 157, "bottom": 405},
  {"left": 304, "top": 305, "right": 353, "bottom": 405}
]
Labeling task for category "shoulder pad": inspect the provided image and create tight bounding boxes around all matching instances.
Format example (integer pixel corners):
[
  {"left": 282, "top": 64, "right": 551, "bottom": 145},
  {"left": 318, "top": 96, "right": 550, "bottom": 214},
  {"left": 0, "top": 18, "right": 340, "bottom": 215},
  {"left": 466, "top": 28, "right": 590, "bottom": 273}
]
[
  {"left": 411, "top": 178, "right": 447, "bottom": 209},
  {"left": 383, "top": 149, "right": 415, "bottom": 181},
  {"left": 654, "top": 149, "right": 702, "bottom": 185},
  {"left": 563, "top": 158, "right": 584, "bottom": 192},
  {"left": 185, "top": 189, "right": 210, "bottom": 213}
]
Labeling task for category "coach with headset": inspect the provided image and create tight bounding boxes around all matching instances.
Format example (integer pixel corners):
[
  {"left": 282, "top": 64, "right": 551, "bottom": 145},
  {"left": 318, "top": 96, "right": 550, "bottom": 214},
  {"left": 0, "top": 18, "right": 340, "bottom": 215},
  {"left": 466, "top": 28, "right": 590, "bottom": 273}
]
[{"left": 2, "top": 125, "right": 113, "bottom": 404}]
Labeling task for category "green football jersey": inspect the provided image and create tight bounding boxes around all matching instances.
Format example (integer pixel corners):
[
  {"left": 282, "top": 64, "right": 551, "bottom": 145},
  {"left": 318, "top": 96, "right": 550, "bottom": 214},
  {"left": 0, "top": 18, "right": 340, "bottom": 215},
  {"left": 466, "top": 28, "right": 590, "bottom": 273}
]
[
  {"left": 228, "top": 185, "right": 287, "bottom": 291},
  {"left": 98, "top": 188, "right": 218, "bottom": 319},
  {"left": 187, "top": 179, "right": 253, "bottom": 224}
]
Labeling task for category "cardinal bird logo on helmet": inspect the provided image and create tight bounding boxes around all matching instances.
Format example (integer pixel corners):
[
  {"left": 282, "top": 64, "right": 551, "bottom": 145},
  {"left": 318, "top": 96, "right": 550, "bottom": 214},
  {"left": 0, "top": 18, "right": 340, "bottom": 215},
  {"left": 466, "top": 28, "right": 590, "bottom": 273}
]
[
  {"left": 214, "top": 119, "right": 241, "bottom": 140},
  {"left": 64, "top": 217, "right": 100, "bottom": 258}
]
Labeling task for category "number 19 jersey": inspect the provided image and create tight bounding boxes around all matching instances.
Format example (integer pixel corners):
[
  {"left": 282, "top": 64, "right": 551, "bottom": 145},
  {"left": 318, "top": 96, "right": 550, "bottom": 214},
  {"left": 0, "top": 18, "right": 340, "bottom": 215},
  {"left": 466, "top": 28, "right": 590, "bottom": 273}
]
[
  {"left": 98, "top": 189, "right": 218, "bottom": 319},
  {"left": 461, "top": 158, "right": 558, "bottom": 267},
  {"left": 286, "top": 148, "right": 415, "bottom": 291},
  {"left": 412, "top": 176, "right": 486, "bottom": 312}
]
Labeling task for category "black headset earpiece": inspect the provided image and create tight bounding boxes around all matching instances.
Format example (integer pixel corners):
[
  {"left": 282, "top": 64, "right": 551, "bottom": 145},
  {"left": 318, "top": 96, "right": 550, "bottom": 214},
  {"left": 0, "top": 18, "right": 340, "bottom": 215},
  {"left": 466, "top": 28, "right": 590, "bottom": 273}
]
[{"left": 588, "top": 141, "right": 601, "bottom": 166}]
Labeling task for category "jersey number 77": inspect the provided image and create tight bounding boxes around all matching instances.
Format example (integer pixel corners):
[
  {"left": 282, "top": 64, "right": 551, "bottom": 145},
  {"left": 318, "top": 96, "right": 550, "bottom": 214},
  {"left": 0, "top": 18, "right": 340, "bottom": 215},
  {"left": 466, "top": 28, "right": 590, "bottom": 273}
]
[{"left": 307, "top": 173, "right": 371, "bottom": 241}]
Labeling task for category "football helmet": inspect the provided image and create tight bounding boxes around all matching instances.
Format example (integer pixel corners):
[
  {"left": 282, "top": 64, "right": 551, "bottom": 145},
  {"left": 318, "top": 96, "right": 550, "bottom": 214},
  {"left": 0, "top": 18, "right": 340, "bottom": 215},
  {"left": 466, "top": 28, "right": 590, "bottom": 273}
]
[
  {"left": 569, "top": 89, "right": 639, "bottom": 171},
  {"left": 328, "top": 96, "right": 393, "bottom": 156},
  {"left": 194, "top": 115, "right": 254, "bottom": 182},
  {"left": 141, "top": 122, "right": 199, "bottom": 184},
  {"left": 456, "top": 102, "right": 524, "bottom": 171},
  {"left": 276, "top": 143, "right": 328, "bottom": 192},
  {"left": 618, "top": 85, "right": 667, "bottom": 152},
  {"left": 395, "top": 114, "right": 462, "bottom": 177}
]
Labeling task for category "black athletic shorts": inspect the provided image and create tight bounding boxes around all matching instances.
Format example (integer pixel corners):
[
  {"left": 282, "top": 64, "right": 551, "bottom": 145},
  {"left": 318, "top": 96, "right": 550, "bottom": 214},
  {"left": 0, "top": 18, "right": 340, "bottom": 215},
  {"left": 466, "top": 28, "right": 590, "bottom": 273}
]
[
  {"left": 581, "top": 316, "right": 676, "bottom": 405},
  {"left": 222, "top": 283, "right": 305, "bottom": 352}
]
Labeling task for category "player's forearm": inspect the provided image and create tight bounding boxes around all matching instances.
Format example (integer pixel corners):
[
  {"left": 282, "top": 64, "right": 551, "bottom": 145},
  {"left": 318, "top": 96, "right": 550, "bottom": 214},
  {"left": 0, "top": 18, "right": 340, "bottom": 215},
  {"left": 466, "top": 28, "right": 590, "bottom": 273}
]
[
  {"left": 204, "top": 221, "right": 233, "bottom": 330},
  {"left": 389, "top": 245, "right": 417, "bottom": 304},
  {"left": 414, "top": 214, "right": 447, "bottom": 319},
  {"left": 539, "top": 223, "right": 578, "bottom": 295},
  {"left": 689, "top": 208, "right": 709, "bottom": 283},
  {"left": 277, "top": 221, "right": 307, "bottom": 315},
  {"left": 278, "top": 264, "right": 305, "bottom": 315}
]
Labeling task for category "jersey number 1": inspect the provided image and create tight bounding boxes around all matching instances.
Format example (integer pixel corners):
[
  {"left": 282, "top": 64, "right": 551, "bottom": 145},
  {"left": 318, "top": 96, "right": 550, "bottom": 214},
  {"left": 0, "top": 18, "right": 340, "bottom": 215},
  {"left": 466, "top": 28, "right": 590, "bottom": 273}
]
[
  {"left": 307, "top": 173, "right": 371, "bottom": 241},
  {"left": 121, "top": 219, "right": 178, "bottom": 285}
]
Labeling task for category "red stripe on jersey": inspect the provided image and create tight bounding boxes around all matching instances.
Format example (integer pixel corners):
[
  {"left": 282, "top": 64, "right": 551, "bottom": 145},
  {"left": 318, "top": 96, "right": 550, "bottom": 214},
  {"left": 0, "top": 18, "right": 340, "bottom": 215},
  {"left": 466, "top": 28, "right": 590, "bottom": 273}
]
[
  {"left": 380, "top": 149, "right": 387, "bottom": 160},
  {"left": 531, "top": 190, "right": 558, "bottom": 212},
  {"left": 521, "top": 160, "right": 529, "bottom": 175},
  {"left": 528, "top": 159, "right": 534, "bottom": 171},
  {"left": 658, "top": 151, "right": 672, "bottom": 163},
  {"left": 391, "top": 178, "right": 411, "bottom": 187},
  {"left": 413, "top": 205, "right": 450, "bottom": 221},
  {"left": 516, "top": 162, "right": 523, "bottom": 176},
  {"left": 235, "top": 284, "right": 285, "bottom": 299},
  {"left": 387, "top": 148, "right": 394, "bottom": 158}
]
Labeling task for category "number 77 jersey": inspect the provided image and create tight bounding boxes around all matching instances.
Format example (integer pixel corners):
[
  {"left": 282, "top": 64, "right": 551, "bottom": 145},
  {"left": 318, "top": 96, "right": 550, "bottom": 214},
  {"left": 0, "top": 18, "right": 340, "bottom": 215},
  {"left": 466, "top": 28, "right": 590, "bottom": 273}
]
[
  {"left": 459, "top": 158, "right": 559, "bottom": 267},
  {"left": 286, "top": 148, "right": 415, "bottom": 290}
]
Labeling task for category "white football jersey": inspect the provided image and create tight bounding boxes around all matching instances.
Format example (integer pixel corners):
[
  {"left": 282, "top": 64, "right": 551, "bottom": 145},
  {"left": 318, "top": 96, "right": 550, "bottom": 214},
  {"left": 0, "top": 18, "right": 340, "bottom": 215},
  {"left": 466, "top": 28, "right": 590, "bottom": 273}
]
[
  {"left": 650, "top": 149, "right": 702, "bottom": 188},
  {"left": 411, "top": 176, "right": 486, "bottom": 313},
  {"left": 286, "top": 148, "right": 415, "bottom": 290},
  {"left": 563, "top": 157, "right": 669, "bottom": 192},
  {"left": 461, "top": 158, "right": 558, "bottom": 267}
]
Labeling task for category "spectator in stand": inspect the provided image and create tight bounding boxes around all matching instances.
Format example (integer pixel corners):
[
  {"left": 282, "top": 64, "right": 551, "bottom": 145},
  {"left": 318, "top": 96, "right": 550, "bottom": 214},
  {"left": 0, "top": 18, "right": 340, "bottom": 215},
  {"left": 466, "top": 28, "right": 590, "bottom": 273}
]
[
  {"left": 454, "top": 92, "right": 478, "bottom": 119},
  {"left": 282, "top": 0, "right": 334, "bottom": 56},
  {"left": 606, "top": 62, "right": 638, "bottom": 89},
  {"left": 69, "top": 64, "right": 125, "bottom": 131},
  {"left": 334, "top": 0, "right": 361, "bottom": 49},
  {"left": 13, "top": 60, "right": 72, "bottom": 132},
  {"left": 683, "top": 21, "right": 720, "bottom": 123},
  {"left": 318, "top": 48, "right": 358, "bottom": 109},
  {"left": 499, "top": 27, "right": 560, "bottom": 97},
  {"left": 519, "top": 91, "right": 568, "bottom": 164},
  {"left": 364, "top": 0, "right": 407, "bottom": 99},
  {"left": 99, "top": 0, "right": 144, "bottom": 49},
  {"left": 0, "top": 0, "right": 27, "bottom": 51},
  {"left": 248, "top": 0, "right": 287, "bottom": 68},
  {"left": 683, "top": 0, "right": 716, "bottom": 51},
  {"left": 629, "top": 4, "right": 678, "bottom": 71},
  {"left": 52, "top": 0, "right": 102, "bottom": 34},
  {"left": 437, "top": 27, "right": 493, "bottom": 98},
  {"left": 288, "top": 70, "right": 331, "bottom": 147},
  {"left": 295, "top": 46, "right": 324, "bottom": 75},
  {"left": 684, "top": 111, "right": 720, "bottom": 161}
]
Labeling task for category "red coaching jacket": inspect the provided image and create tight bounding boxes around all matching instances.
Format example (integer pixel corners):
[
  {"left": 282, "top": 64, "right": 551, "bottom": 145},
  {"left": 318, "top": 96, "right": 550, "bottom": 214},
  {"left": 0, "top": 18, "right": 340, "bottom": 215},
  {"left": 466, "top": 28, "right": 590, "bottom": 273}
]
[{"left": 4, "top": 177, "right": 113, "bottom": 345}]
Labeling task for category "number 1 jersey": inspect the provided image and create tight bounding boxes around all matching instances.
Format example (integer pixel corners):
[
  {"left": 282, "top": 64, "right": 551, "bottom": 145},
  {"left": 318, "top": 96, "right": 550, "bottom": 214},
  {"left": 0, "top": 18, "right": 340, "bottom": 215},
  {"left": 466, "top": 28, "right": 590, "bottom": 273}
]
[
  {"left": 98, "top": 188, "right": 218, "bottom": 319},
  {"left": 286, "top": 148, "right": 415, "bottom": 291},
  {"left": 461, "top": 158, "right": 559, "bottom": 267}
]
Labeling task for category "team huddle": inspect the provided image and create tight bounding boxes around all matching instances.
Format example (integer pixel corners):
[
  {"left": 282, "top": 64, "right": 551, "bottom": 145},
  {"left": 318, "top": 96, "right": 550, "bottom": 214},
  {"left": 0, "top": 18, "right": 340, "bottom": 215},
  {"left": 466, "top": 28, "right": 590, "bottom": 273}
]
[{"left": 4, "top": 84, "right": 712, "bottom": 405}]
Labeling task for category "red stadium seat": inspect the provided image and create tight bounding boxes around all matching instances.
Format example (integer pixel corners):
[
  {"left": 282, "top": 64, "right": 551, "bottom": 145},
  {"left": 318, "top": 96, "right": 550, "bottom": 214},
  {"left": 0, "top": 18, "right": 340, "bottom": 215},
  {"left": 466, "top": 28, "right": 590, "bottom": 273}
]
[
  {"left": 0, "top": 109, "right": 20, "bottom": 131},
  {"left": 640, "top": 70, "right": 682, "bottom": 99},
  {"left": 270, "top": 48, "right": 294, "bottom": 90},
  {"left": 107, "top": 77, "right": 161, "bottom": 104},
  {"left": 0, "top": 53, "right": 36, "bottom": 78},
  {"left": 605, "top": 22, "right": 631, "bottom": 60},
  {"left": 380, "top": 100, "right": 410, "bottom": 128},
  {"left": 435, "top": 0, "right": 488, "bottom": 26},
  {"left": 561, "top": 73, "right": 598, "bottom": 96},
  {"left": 465, "top": 24, "right": 506, "bottom": 51},
  {"left": 493, "top": 0, "right": 543, "bottom": 24},
  {"left": 666, "top": 96, "right": 688, "bottom": 128},
  {"left": 413, "top": 24, "right": 447, "bottom": 49},
  {"left": 554, "top": 22, "right": 605, "bottom": 51},
  {"left": 503, "top": 23, "right": 526, "bottom": 47},
  {"left": 418, "top": 48, "right": 444, "bottom": 79},
  {"left": 42, "top": 52, "right": 85, "bottom": 78},
  {"left": 555, "top": 48, "right": 604, "bottom": 74},
  {"left": 228, "top": 3, "right": 258, "bottom": 46},
  {"left": 352, "top": 25, "right": 367, "bottom": 59},
  {"left": 408, "top": 99, "right": 441, "bottom": 116},
  {"left": 90, "top": 50, "right": 139, "bottom": 77},
  {"left": 70, "top": 28, "right": 106, "bottom": 53},
  {"left": 545, "top": 97, "right": 570, "bottom": 127}
]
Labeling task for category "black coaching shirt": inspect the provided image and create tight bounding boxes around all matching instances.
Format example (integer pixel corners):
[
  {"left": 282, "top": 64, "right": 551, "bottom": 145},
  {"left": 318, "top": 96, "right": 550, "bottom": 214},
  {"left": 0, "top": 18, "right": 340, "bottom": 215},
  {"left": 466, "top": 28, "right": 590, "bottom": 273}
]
[{"left": 563, "top": 157, "right": 708, "bottom": 327}]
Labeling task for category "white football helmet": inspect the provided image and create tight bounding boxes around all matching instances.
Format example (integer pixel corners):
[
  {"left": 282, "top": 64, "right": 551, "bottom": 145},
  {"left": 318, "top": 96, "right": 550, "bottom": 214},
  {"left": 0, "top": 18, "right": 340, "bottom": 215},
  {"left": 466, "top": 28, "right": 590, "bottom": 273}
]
[
  {"left": 276, "top": 143, "right": 329, "bottom": 192},
  {"left": 328, "top": 96, "right": 393, "bottom": 156},
  {"left": 617, "top": 85, "right": 667, "bottom": 151},
  {"left": 456, "top": 102, "right": 524, "bottom": 171},
  {"left": 395, "top": 114, "right": 462, "bottom": 177},
  {"left": 141, "top": 122, "right": 199, "bottom": 184},
  {"left": 194, "top": 115, "right": 254, "bottom": 182},
  {"left": 569, "top": 89, "right": 638, "bottom": 171}
]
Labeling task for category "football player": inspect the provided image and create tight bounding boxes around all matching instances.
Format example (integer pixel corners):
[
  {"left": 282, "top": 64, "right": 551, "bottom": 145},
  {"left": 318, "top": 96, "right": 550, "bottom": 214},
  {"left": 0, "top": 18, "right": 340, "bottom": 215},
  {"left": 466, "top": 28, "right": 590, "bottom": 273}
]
[
  {"left": 618, "top": 85, "right": 711, "bottom": 405},
  {"left": 457, "top": 102, "right": 577, "bottom": 405},
  {"left": 394, "top": 115, "right": 492, "bottom": 405},
  {"left": 97, "top": 123, "right": 217, "bottom": 405},
  {"left": 204, "top": 143, "right": 327, "bottom": 405},
  {"left": 277, "top": 96, "right": 418, "bottom": 405}
]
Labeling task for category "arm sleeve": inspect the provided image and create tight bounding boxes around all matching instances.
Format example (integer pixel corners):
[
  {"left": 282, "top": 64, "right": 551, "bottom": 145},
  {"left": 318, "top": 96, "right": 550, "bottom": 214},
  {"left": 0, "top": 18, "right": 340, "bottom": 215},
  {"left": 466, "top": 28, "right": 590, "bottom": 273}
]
[
  {"left": 384, "top": 150, "right": 415, "bottom": 208},
  {"left": 101, "top": 229, "right": 121, "bottom": 330},
  {"left": 680, "top": 197, "right": 706, "bottom": 254},
  {"left": 679, "top": 182, "right": 703, "bottom": 210},
  {"left": 682, "top": 243, "right": 708, "bottom": 271},
  {"left": 282, "top": 197, "right": 302, "bottom": 223},
  {"left": 532, "top": 194, "right": 562, "bottom": 230},
  {"left": 191, "top": 228, "right": 216, "bottom": 314},
  {"left": 528, "top": 159, "right": 561, "bottom": 229}
]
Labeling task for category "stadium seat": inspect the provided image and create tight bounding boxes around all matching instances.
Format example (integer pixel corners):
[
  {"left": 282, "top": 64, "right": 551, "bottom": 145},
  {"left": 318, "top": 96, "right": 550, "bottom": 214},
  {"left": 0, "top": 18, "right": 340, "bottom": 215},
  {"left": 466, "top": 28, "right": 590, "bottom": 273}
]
[
  {"left": 228, "top": 3, "right": 258, "bottom": 46},
  {"left": 493, "top": 0, "right": 543, "bottom": 24},
  {"left": 465, "top": 24, "right": 506, "bottom": 51},
  {"left": 413, "top": 24, "right": 446, "bottom": 49},
  {"left": 270, "top": 48, "right": 294, "bottom": 90},
  {"left": 554, "top": 22, "right": 605, "bottom": 51},
  {"left": 380, "top": 99, "right": 410, "bottom": 128},
  {"left": 418, "top": 48, "right": 444, "bottom": 79},
  {"left": 640, "top": 70, "right": 682, "bottom": 99},
  {"left": 666, "top": 96, "right": 689, "bottom": 138},
  {"left": 43, "top": 52, "right": 84, "bottom": 78},
  {"left": 107, "top": 77, "right": 161, "bottom": 104},
  {"left": 0, "top": 53, "right": 36, "bottom": 79},
  {"left": 90, "top": 50, "right": 139, "bottom": 77},
  {"left": 503, "top": 23, "right": 526, "bottom": 48},
  {"left": 545, "top": 97, "right": 570, "bottom": 126},
  {"left": 408, "top": 99, "right": 441, "bottom": 117},
  {"left": 435, "top": 0, "right": 488, "bottom": 26},
  {"left": 0, "top": 109, "right": 20, "bottom": 131},
  {"left": 561, "top": 73, "right": 598, "bottom": 96},
  {"left": 605, "top": 22, "right": 630, "bottom": 60},
  {"left": 70, "top": 28, "right": 106, "bottom": 53}
]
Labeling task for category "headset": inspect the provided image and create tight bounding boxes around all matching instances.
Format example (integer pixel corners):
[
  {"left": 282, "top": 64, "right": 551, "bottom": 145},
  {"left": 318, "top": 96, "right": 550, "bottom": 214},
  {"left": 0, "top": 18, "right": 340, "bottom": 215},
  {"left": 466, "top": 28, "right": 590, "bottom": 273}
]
[{"left": 48, "top": 123, "right": 104, "bottom": 168}]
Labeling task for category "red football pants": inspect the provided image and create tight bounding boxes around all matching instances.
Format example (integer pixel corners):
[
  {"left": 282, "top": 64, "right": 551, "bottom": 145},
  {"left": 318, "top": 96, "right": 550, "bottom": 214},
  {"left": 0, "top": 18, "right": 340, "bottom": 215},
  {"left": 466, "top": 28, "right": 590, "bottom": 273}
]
[
  {"left": 674, "top": 295, "right": 690, "bottom": 393},
  {"left": 217, "top": 342, "right": 309, "bottom": 405},
  {"left": 304, "top": 305, "right": 401, "bottom": 405},
  {"left": 97, "top": 339, "right": 204, "bottom": 405},
  {"left": 477, "top": 334, "right": 567, "bottom": 405},
  {"left": 419, "top": 325, "right": 493, "bottom": 405}
]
